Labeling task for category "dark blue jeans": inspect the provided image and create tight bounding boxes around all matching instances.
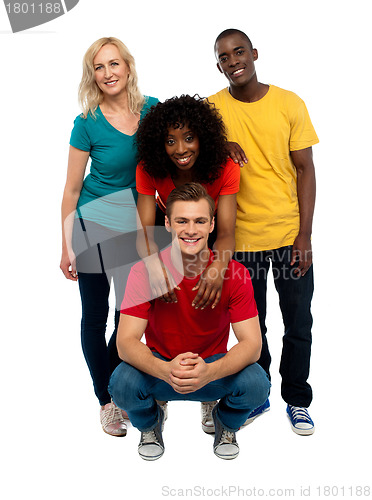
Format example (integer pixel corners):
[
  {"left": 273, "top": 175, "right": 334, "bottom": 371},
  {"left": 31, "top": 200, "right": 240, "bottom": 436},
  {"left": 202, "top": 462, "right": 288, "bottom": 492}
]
[
  {"left": 235, "top": 246, "right": 313, "bottom": 407},
  {"left": 78, "top": 273, "right": 123, "bottom": 406},
  {"left": 109, "top": 353, "right": 270, "bottom": 432},
  {"left": 73, "top": 219, "right": 139, "bottom": 406}
]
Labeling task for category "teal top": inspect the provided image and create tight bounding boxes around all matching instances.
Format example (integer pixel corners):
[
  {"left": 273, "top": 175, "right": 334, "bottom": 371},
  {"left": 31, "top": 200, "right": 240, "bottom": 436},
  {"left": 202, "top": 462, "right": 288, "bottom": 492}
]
[{"left": 70, "top": 95, "right": 158, "bottom": 232}]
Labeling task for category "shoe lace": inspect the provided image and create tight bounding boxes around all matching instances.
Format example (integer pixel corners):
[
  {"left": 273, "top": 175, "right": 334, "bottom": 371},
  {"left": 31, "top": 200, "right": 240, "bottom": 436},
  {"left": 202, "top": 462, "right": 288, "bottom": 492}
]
[
  {"left": 201, "top": 401, "right": 217, "bottom": 420},
  {"left": 290, "top": 406, "right": 311, "bottom": 422},
  {"left": 220, "top": 429, "right": 235, "bottom": 444},
  {"left": 142, "top": 430, "right": 158, "bottom": 444},
  {"left": 101, "top": 402, "right": 124, "bottom": 427}
]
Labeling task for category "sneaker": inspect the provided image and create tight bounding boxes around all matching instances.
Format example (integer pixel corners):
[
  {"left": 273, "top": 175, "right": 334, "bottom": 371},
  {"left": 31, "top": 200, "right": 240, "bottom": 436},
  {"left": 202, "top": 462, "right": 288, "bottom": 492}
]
[
  {"left": 201, "top": 401, "right": 218, "bottom": 434},
  {"left": 138, "top": 405, "right": 165, "bottom": 461},
  {"left": 100, "top": 401, "right": 127, "bottom": 437},
  {"left": 286, "top": 405, "right": 315, "bottom": 435},
  {"left": 156, "top": 400, "right": 168, "bottom": 423},
  {"left": 241, "top": 399, "right": 270, "bottom": 428},
  {"left": 212, "top": 406, "right": 239, "bottom": 460}
]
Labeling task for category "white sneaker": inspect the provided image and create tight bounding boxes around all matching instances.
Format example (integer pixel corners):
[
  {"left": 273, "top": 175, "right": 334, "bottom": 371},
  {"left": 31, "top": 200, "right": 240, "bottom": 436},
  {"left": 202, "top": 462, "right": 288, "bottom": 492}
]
[
  {"left": 100, "top": 401, "right": 127, "bottom": 437},
  {"left": 201, "top": 401, "right": 218, "bottom": 434}
]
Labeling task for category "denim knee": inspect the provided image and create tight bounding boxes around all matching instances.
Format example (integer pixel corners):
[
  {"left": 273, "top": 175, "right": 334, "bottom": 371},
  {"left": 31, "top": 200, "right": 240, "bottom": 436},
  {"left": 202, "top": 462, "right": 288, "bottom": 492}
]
[
  {"left": 231, "top": 363, "right": 271, "bottom": 408},
  {"left": 108, "top": 362, "right": 132, "bottom": 409},
  {"left": 108, "top": 361, "right": 154, "bottom": 411}
]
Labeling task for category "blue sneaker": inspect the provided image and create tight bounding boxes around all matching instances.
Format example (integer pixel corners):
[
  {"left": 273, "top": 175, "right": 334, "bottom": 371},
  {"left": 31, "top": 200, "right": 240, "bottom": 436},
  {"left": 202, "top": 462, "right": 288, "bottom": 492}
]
[
  {"left": 286, "top": 405, "right": 315, "bottom": 435},
  {"left": 241, "top": 399, "right": 270, "bottom": 428}
]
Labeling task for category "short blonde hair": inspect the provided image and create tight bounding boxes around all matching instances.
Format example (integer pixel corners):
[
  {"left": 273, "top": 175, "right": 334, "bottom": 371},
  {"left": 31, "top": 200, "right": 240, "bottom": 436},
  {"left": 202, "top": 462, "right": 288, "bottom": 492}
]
[{"left": 78, "top": 37, "right": 145, "bottom": 118}]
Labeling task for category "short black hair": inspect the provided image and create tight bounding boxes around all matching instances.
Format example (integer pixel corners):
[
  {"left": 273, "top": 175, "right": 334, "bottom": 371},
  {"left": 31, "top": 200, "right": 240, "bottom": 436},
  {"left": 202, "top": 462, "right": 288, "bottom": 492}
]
[{"left": 214, "top": 29, "right": 253, "bottom": 51}]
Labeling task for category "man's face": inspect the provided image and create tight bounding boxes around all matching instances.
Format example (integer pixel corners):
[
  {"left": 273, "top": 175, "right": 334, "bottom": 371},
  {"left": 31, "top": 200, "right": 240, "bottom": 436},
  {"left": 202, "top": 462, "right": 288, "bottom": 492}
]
[
  {"left": 215, "top": 34, "right": 258, "bottom": 88},
  {"left": 165, "top": 199, "right": 214, "bottom": 257}
]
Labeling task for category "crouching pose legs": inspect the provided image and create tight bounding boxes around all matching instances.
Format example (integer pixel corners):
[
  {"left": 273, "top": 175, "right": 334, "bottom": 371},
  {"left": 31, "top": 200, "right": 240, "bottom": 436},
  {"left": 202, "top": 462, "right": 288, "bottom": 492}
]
[{"left": 109, "top": 183, "right": 270, "bottom": 459}]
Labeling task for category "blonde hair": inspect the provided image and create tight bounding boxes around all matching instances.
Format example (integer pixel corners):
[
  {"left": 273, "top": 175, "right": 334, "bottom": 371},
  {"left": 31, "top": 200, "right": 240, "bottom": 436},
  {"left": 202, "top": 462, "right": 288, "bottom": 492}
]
[{"left": 78, "top": 37, "right": 145, "bottom": 118}]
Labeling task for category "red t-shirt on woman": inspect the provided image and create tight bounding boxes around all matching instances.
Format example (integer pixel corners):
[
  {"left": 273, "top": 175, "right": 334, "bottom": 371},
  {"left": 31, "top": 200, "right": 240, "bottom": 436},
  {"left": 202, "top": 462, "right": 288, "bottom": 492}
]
[{"left": 136, "top": 158, "right": 240, "bottom": 212}]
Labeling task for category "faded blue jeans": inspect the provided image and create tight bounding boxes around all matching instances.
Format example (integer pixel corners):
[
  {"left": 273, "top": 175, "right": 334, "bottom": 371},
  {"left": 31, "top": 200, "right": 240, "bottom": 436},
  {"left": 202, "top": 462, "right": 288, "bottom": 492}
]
[{"left": 109, "top": 353, "right": 270, "bottom": 432}]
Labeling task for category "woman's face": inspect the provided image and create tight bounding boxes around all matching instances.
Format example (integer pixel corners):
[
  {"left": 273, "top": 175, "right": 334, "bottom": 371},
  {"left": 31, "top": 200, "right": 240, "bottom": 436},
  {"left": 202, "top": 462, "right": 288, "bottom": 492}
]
[
  {"left": 93, "top": 44, "right": 130, "bottom": 98},
  {"left": 165, "top": 125, "right": 200, "bottom": 172}
]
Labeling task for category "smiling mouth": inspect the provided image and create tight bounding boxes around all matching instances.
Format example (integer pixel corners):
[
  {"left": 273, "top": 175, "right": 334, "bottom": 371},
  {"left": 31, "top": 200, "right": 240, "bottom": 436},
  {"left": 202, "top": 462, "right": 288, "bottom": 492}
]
[
  {"left": 176, "top": 156, "right": 192, "bottom": 166},
  {"left": 231, "top": 68, "right": 245, "bottom": 77},
  {"left": 181, "top": 237, "right": 201, "bottom": 244},
  {"left": 105, "top": 80, "right": 118, "bottom": 86}
]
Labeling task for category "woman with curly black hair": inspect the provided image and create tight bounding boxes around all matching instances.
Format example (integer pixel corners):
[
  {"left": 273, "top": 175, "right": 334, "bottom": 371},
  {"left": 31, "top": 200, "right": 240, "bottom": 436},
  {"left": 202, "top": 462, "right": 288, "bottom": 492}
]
[{"left": 135, "top": 94, "right": 240, "bottom": 311}]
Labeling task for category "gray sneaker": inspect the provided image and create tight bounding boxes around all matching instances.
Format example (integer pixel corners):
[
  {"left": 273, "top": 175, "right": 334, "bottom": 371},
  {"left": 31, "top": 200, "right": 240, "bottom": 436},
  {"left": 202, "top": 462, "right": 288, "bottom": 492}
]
[
  {"left": 138, "top": 405, "right": 165, "bottom": 461},
  {"left": 212, "top": 406, "right": 239, "bottom": 460}
]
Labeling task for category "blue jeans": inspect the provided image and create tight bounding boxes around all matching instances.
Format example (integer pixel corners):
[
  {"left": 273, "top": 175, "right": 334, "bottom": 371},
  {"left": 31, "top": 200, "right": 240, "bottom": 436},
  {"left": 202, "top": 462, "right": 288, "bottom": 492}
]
[
  {"left": 77, "top": 273, "right": 123, "bottom": 406},
  {"left": 73, "top": 219, "right": 140, "bottom": 406},
  {"left": 108, "top": 353, "right": 270, "bottom": 432},
  {"left": 235, "top": 246, "right": 314, "bottom": 407}
]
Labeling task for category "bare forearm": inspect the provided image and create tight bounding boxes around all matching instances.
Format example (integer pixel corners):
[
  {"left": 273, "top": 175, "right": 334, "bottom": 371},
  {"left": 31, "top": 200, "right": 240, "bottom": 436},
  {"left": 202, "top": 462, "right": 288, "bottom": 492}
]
[
  {"left": 207, "top": 339, "right": 261, "bottom": 382},
  {"left": 136, "top": 194, "right": 159, "bottom": 258},
  {"left": 213, "top": 233, "right": 235, "bottom": 271},
  {"left": 61, "top": 189, "right": 81, "bottom": 252},
  {"left": 297, "top": 167, "right": 316, "bottom": 236},
  {"left": 136, "top": 227, "right": 160, "bottom": 259},
  {"left": 291, "top": 147, "right": 316, "bottom": 237},
  {"left": 168, "top": 339, "right": 261, "bottom": 395},
  {"left": 61, "top": 146, "right": 88, "bottom": 252},
  {"left": 118, "top": 337, "right": 169, "bottom": 382}
]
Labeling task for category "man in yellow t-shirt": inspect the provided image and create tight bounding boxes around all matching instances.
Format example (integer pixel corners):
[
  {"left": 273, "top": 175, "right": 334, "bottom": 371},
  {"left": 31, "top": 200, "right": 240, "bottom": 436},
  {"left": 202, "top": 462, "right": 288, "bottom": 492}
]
[{"left": 208, "top": 28, "right": 319, "bottom": 436}]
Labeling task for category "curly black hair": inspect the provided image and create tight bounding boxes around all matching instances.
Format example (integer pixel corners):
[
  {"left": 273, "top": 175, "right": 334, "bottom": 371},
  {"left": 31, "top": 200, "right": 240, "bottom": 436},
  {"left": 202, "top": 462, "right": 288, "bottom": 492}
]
[{"left": 136, "top": 95, "right": 229, "bottom": 184}]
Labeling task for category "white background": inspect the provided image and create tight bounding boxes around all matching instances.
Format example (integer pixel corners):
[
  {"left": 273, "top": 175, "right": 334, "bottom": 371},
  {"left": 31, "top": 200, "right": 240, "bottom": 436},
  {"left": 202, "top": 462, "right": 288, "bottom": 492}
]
[{"left": 1, "top": 0, "right": 371, "bottom": 498}]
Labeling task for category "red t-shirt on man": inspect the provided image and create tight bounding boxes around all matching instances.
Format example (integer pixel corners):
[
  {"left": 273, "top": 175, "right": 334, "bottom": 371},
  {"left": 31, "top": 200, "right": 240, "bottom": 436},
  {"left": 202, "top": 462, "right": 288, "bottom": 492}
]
[{"left": 121, "top": 248, "right": 258, "bottom": 360}]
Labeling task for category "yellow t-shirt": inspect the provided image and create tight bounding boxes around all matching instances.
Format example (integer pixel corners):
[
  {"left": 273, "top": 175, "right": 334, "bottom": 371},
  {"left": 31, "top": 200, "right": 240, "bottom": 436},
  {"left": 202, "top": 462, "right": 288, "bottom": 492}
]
[{"left": 208, "top": 85, "right": 319, "bottom": 252}]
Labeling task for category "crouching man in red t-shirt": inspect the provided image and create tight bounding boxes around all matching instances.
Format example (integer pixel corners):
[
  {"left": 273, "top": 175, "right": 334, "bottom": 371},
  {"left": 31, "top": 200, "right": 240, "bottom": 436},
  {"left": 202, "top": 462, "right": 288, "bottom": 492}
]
[{"left": 109, "top": 183, "right": 270, "bottom": 460}]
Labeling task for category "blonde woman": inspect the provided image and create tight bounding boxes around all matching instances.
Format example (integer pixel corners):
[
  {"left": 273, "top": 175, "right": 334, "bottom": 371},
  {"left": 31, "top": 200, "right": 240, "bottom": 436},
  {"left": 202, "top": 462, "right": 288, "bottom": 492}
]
[{"left": 60, "top": 37, "right": 158, "bottom": 436}]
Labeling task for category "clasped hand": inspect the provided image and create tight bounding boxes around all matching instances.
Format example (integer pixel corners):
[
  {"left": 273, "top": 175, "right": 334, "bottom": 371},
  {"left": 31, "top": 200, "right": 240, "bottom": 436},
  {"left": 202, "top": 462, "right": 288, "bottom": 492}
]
[{"left": 167, "top": 352, "right": 212, "bottom": 394}]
